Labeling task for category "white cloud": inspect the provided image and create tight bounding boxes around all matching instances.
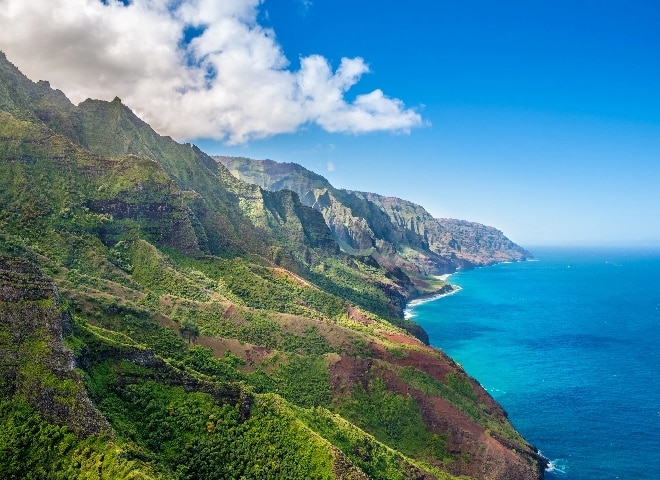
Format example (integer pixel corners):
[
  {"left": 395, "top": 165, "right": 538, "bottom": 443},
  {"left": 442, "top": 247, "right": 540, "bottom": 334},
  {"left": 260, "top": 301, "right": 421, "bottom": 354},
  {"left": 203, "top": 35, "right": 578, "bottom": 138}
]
[
  {"left": 0, "top": 0, "right": 423, "bottom": 144},
  {"left": 327, "top": 161, "right": 335, "bottom": 172}
]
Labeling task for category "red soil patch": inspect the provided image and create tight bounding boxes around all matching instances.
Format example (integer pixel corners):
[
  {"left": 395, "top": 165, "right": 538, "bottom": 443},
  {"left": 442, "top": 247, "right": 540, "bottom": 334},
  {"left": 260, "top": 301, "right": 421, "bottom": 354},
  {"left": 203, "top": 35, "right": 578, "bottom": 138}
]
[{"left": 330, "top": 340, "right": 543, "bottom": 480}]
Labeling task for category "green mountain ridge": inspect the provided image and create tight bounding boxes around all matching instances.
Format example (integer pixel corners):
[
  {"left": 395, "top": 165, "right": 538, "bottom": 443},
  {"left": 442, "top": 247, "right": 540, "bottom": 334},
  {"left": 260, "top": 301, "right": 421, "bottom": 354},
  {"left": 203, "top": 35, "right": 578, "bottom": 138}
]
[
  {"left": 349, "top": 191, "right": 530, "bottom": 268},
  {"left": 0, "top": 51, "right": 546, "bottom": 479},
  {"left": 217, "top": 157, "right": 530, "bottom": 280}
]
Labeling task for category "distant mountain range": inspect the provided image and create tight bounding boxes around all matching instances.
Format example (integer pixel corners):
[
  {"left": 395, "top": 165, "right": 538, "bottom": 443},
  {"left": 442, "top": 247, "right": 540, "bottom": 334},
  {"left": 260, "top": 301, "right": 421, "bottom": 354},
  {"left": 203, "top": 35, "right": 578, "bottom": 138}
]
[
  {"left": 218, "top": 156, "right": 530, "bottom": 274},
  {"left": 0, "top": 51, "right": 546, "bottom": 480}
]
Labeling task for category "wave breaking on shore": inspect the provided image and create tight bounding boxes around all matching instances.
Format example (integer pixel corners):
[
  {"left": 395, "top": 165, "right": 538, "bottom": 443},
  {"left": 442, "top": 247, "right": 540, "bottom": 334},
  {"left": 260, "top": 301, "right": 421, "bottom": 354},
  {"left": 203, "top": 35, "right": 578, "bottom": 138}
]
[{"left": 404, "top": 276, "right": 461, "bottom": 319}]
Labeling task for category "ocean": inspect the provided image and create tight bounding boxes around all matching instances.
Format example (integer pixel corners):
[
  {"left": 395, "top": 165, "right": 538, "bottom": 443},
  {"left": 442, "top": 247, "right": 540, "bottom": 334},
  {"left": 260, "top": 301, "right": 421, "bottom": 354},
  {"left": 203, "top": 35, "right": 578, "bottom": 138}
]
[{"left": 407, "top": 247, "right": 660, "bottom": 479}]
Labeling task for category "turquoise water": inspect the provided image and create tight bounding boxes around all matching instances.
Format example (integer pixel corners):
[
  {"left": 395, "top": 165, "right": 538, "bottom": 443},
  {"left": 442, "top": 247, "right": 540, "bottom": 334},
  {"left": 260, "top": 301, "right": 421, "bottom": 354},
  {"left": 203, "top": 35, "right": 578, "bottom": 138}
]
[{"left": 408, "top": 247, "right": 660, "bottom": 479}]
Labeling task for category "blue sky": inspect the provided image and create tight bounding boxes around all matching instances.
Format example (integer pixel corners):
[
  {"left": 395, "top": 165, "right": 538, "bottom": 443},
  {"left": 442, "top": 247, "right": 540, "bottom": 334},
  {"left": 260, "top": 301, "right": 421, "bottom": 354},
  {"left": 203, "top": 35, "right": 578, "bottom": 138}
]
[
  {"left": 215, "top": 0, "right": 660, "bottom": 247},
  {"left": 1, "top": 0, "right": 659, "bottom": 247}
]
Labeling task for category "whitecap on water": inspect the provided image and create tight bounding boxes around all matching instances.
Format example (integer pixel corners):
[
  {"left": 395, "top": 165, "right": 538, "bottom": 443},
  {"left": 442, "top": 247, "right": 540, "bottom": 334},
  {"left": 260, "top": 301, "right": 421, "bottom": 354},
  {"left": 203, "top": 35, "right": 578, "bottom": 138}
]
[{"left": 545, "top": 457, "right": 568, "bottom": 475}]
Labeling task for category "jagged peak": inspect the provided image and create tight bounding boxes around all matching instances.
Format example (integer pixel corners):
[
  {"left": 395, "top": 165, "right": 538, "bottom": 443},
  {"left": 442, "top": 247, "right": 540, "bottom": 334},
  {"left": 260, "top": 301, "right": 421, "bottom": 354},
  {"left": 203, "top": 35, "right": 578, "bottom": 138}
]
[{"left": 0, "top": 54, "right": 543, "bottom": 480}]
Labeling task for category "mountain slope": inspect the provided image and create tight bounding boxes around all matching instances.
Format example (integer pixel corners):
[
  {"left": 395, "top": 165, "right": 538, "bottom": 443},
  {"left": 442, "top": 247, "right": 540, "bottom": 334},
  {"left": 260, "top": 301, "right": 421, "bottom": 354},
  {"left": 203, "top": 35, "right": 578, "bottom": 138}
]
[
  {"left": 0, "top": 257, "right": 400, "bottom": 480},
  {"left": 0, "top": 52, "right": 546, "bottom": 480},
  {"left": 0, "top": 52, "right": 417, "bottom": 321},
  {"left": 352, "top": 191, "right": 530, "bottom": 267},
  {"left": 217, "top": 156, "right": 530, "bottom": 276}
]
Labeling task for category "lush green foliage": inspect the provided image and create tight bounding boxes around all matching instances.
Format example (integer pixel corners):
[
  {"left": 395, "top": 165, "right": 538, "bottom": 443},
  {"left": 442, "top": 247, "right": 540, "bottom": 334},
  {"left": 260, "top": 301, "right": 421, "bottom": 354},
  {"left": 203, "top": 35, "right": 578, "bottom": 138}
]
[
  {"left": 0, "top": 55, "right": 543, "bottom": 480},
  {"left": 181, "top": 346, "right": 245, "bottom": 383},
  {"left": 167, "top": 251, "right": 347, "bottom": 319},
  {"left": 84, "top": 356, "right": 337, "bottom": 479},
  {"left": 295, "top": 406, "right": 460, "bottom": 480},
  {"left": 338, "top": 377, "right": 448, "bottom": 461},
  {"left": 271, "top": 355, "right": 333, "bottom": 408},
  {"left": 0, "top": 399, "right": 156, "bottom": 479}
]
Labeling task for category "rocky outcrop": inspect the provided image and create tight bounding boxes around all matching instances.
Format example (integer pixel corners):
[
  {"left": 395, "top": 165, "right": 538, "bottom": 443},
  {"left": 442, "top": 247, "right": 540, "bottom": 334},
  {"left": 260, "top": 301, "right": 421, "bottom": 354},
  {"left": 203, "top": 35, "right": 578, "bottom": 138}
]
[
  {"left": 351, "top": 191, "right": 531, "bottom": 267},
  {"left": 217, "top": 157, "right": 531, "bottom": 277},
  {"left": 0, "top": 257, "right": 109, "bottom": 436},
  {"left": 435, "top": 218, "right": 530, "bottom": 265}
]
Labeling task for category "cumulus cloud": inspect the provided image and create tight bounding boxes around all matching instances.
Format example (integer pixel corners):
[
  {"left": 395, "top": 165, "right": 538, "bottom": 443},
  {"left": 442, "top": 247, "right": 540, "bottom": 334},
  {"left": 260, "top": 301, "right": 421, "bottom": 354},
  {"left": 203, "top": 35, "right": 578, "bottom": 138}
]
[{"left": 0, "top": 0, "right": 423, "bottom": 143}]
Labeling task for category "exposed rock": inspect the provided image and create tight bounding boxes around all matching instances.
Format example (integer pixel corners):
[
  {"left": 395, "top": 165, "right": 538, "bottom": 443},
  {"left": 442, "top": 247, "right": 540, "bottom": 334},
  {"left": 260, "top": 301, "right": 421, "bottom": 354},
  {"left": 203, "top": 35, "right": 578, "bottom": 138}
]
[
  {"left": 217, "top": 156, "right": 531, "bottom": 277},
  {"left": 0, "top": 256, "right": 109, "bottom": 436},
  {"left": 351, "top": 191, "right": 531, "bottom": 267}
]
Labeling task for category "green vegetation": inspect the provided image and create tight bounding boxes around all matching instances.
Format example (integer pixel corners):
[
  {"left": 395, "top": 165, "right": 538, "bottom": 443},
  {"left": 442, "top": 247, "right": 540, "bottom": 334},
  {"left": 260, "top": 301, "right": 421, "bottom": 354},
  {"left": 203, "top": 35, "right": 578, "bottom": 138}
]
[
  {"left": 397, "top": 367, "right": 526, "bottom": 445},
  {"left": 295, "top": 406, "right": 461, "bottom": 480},
  {"left": 166, "top": 251, "right": 347, "bottom": 319},
  {"left": 85, "top": 363, "right": 335, "bottom": 480},
  {"left": 0, "top": 53, "right": 544, "bottom": 480},
  {"left": 338, "top": 377, "right": 450, "bottom": 462},
  {"left": 271, "top": 355, "right": 332, "bottom": 408},
  {"left": 0, "top": 398, "right": 156, "bottom": 480}
]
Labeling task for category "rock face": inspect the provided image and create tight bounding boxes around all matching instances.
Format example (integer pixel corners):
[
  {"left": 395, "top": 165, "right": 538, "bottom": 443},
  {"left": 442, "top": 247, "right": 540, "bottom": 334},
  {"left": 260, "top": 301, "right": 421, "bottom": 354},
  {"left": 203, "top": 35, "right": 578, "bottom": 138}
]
[
  {"left": 352, "top": 191, "right": 531, "bottom": 267},
  {"left": 217, "top": 157, "right": 531, "bottom": 276},
  {"left": 0, "top": 257, "right": 109, "bottom": 436},
  {"left": 0, "top": 52, "right": 546, "bottom": 480}
]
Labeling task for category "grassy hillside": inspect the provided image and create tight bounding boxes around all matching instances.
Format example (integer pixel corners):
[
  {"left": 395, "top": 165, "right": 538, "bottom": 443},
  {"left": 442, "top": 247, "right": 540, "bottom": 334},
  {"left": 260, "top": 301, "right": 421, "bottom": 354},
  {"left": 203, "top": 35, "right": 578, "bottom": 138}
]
[{"left": 0, "top": 52, "right": 546, "bottom": 480}]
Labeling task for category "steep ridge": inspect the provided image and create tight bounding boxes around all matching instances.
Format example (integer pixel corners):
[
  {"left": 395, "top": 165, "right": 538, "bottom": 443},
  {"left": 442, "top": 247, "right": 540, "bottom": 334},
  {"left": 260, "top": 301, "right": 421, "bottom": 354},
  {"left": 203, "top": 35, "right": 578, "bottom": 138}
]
[
  {"left": 0, "top": 257, "right": 108, "bottom": 436},
  {"left": 217, "top": 157, "right": 530, "bottom": 275},
  {"left": 0, "top": 51, "right": 412, "bottom": 321},
  {"left": 0, "top": 52, "right": 546, "bottom": 479},
  {"left": 217, "top": 157, "right": 455, "bottom": 295},
  {"left": 352, "top": 191, "right": 530, "bottom": 267}
]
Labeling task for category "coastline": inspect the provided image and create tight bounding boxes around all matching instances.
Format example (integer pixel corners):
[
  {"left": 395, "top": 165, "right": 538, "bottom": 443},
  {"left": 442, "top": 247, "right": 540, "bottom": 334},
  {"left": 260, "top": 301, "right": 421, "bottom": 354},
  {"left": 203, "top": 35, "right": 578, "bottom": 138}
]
[
  {"left": 404, "top": 274, "right": 461, "bottom": 319},
  {"left": 406, "top": 261, "right": 550, "bottom": 476}
]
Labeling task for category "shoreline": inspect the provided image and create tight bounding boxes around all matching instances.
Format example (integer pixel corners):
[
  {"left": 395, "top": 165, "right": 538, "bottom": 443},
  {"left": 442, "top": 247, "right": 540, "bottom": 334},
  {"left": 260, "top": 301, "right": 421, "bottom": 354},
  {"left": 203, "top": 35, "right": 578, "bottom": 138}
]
[
  {"left": 404, "top": 274, "right": 461, "bottom": 318},
  {"left": 403, "top": 259, "right": 550, "bottom": 476},
  {"left": 405, "top": 257, "right": 530, "bottom": 315}
]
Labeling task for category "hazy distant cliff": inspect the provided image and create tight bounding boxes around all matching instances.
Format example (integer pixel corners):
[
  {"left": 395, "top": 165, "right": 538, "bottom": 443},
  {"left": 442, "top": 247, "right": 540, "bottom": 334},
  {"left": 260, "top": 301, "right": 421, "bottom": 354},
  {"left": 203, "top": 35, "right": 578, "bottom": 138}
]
[
  {"left": 217, "top": 156, "right": 531, "bottom": 275},
  {"left": 0, "top": 51, "right": 545, "bottom": 480},
  {"left": 351, "top": 190, "right": 530, "bottom": 267}
]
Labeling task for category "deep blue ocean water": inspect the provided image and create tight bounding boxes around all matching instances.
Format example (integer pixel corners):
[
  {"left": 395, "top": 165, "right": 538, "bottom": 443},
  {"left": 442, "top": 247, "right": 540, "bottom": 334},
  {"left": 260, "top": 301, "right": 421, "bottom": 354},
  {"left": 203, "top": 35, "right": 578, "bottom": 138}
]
[{"left": 407, "top": 247, "right": 660, "bottom": 479}]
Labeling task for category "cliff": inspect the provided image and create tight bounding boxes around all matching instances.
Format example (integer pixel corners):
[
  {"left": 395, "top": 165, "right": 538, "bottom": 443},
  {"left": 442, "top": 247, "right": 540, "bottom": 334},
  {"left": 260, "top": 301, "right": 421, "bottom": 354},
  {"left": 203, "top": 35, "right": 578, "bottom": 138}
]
[
  {"left": 351, "top": 191, "right": 530, "bottom": 267},
  {"left": 217, "top": 157, "right": 531, "bottom": 275},
  {"left": 0, "top": 257, "right": 109, "bottom": 436},
  {"left": 0, "top": 51, "right": 545, "bottom": 479}
]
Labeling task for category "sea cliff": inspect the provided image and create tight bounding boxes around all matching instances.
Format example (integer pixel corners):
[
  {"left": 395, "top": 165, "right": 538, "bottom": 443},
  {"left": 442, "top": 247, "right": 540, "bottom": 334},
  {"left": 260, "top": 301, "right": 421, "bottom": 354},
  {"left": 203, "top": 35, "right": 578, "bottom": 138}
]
[{"left": 0, "top": 51, "right": 545, "bottom": 480}]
